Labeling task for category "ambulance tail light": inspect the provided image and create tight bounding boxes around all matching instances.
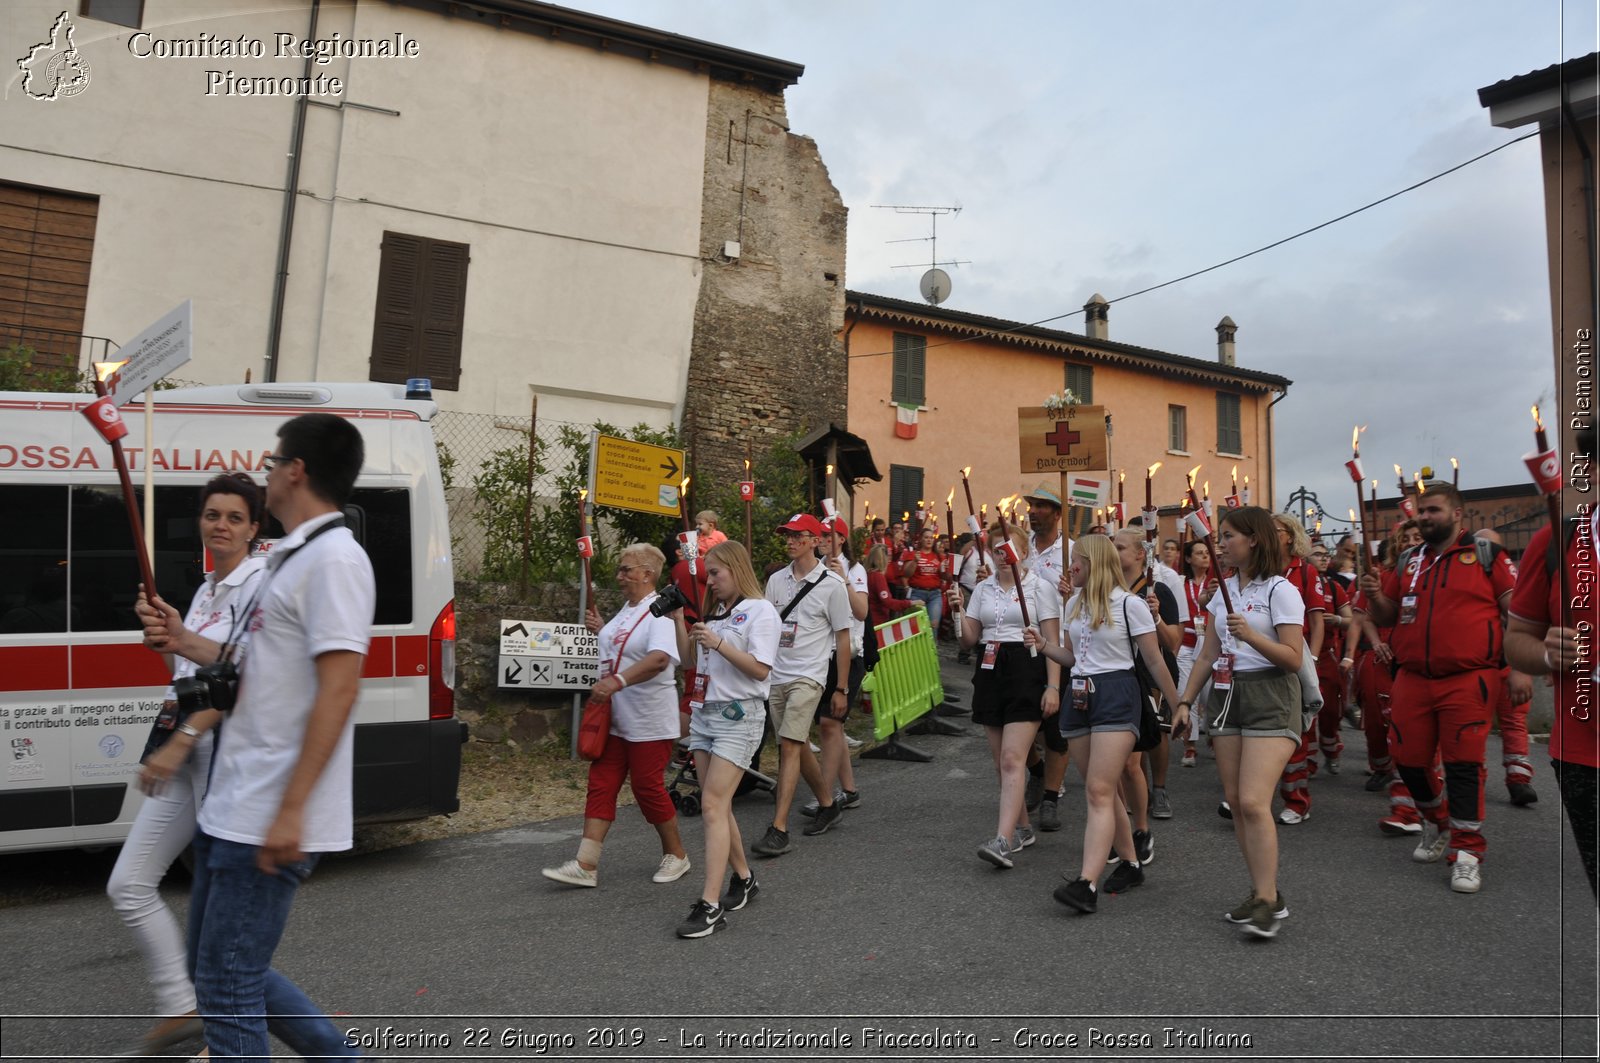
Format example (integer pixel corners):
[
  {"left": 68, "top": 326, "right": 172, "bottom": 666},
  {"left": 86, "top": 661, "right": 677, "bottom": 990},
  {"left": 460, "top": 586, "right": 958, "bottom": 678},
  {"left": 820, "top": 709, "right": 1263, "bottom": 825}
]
[{"left": 429, "top": 600, "right": 456, "bottom": 719}]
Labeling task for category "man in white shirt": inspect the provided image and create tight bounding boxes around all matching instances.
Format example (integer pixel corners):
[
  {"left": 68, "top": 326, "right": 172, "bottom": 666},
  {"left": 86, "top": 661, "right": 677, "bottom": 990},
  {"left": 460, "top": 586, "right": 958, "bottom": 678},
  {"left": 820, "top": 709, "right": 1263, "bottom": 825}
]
[
  {"left": 188, "top": 414, "right": 374, "bottom": 1060},
  {"left": 752, "top": 514, "right": 853, "bottom": 856},
  {"left": 1022, "top": 482, "right": 1073, "bottom": 828}
]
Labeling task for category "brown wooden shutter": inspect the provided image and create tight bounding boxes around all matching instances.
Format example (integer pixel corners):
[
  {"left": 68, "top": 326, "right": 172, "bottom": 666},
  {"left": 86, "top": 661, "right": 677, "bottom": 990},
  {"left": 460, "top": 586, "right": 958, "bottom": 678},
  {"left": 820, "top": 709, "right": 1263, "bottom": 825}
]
[
  {"left": 368, "top": 231, "right": 467, "bottom": 390},
  {"left": 0, "top": 183, "right": 98, "bottom": 369}
]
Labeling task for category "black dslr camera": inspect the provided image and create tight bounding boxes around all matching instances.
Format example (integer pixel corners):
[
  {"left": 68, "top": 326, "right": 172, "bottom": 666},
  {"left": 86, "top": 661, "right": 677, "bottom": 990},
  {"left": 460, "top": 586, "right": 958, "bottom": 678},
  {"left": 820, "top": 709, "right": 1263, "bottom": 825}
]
[
  {"left": 172, "top": 659, "right": 241, "bottom": 715},
  {"left": 649, "top": 583, "right": 693, "bottom": 618}
]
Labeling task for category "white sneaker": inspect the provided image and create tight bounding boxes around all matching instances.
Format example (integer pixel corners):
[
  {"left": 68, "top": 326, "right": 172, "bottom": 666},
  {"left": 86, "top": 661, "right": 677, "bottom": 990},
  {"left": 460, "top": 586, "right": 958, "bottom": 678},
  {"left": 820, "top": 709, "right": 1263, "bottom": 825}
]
[
  {"left": 844, "top": 734, "right": 863, "bottom": 749},
  {"left": 652, "top": 853, "right": 692, "bottom": 884},
  {"left": 541, "top": 859, "right": 597, "bottom": 887},
  {"left": 1277, "top": 808, "right": 1309, "bottom": 825},
  {"left": 809, "top": 741, "right": 822, "bottom": 754},
  {"left": 1450, "top": 852, "right": 1482, "bottom": 893},
  {"left": 1413, "top": 822, "right": 1449, "bottom": 863}
]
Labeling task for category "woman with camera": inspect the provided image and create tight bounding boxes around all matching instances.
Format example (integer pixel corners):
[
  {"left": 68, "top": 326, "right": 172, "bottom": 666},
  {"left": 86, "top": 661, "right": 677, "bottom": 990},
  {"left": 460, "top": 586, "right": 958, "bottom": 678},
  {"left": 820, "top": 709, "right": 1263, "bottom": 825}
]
[
  {"left": 542, "top": 544, "right": 690, "bottom": 891},
  {"left": 669, "top": 540, "right": 779, "bottom": 938},
  {"left": 121, "top": 473, "right": 268, "bottom": 1055}
]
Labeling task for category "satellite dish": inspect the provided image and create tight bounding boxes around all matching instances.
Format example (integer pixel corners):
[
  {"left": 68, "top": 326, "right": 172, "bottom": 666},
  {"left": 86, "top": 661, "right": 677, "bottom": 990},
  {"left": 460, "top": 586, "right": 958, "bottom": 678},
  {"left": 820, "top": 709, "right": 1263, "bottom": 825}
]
[{"left": 919, "top": 268, "right": 952, "bottom": 305}]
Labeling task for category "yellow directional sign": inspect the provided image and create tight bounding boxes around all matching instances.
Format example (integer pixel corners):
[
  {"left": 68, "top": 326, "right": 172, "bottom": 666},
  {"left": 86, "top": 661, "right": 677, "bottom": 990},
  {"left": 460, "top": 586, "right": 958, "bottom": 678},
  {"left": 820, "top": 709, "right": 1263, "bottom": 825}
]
[{"left": 593, "top": 434, "right": 686, "bottom": 517}]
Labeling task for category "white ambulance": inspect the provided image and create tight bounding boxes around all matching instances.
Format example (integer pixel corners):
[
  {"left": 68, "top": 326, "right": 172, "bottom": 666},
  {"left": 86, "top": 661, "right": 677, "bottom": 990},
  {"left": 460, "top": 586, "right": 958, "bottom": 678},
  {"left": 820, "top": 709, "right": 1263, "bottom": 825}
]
[{"left": 0, "top": 381, "right": 463, "bottom": 853}]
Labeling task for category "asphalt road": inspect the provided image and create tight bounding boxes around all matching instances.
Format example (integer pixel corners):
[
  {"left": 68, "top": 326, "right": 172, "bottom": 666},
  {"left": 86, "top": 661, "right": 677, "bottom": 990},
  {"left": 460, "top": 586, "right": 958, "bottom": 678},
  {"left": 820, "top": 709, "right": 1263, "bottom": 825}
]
[{"left": 2, "top": 648, "right": 1596, "bottom": 1063}]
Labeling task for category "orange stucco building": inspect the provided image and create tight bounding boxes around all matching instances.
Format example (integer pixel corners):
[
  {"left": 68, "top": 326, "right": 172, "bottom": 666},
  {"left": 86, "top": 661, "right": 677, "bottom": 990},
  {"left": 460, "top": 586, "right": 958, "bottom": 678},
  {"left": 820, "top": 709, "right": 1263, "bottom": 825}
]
[{"left": 843, "top": 291, "right": 1291, "bottom": 540}]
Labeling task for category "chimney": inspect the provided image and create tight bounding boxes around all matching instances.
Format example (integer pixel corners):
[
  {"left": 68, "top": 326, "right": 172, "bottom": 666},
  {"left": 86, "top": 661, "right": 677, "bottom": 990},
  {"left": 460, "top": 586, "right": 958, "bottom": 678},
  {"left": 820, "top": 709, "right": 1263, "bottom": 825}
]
[
  {"left": 1083, "top": 293, "right": 1109, "bottom": 340},
  {"left": 1216, "top": 315, "right": 1237, "bottom": 366}
]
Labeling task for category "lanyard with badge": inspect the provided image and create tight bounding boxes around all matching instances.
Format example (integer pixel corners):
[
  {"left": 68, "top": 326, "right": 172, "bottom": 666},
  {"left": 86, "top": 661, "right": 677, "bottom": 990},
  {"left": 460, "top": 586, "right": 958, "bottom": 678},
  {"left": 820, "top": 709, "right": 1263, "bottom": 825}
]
[
  {"left": 1068, "top": 609, "right": 1095, "bottom": 711},
  {"left": 690, "top": 602, "right": 730, "bottom": 715},
  {"left": 1212, "top": 577, "right": 1248, "bottom": 690},
  {"left": 981, "top": 580, "right": 1017, "bottom": 670}
]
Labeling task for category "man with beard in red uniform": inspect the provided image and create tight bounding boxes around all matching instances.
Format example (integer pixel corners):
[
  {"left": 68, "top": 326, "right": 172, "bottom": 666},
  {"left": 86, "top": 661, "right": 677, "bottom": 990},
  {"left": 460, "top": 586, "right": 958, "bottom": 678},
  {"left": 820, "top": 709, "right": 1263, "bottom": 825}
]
[{"left": 1359, "top": 483, "right": 1518, "bottom": 894}]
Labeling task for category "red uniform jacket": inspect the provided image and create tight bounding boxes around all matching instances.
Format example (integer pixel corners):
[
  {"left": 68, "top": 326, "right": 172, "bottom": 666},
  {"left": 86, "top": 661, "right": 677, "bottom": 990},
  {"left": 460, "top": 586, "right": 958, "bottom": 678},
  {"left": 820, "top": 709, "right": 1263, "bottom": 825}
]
[{"left": 1380, "top": 531, "right": 1516, "bottom": 678}]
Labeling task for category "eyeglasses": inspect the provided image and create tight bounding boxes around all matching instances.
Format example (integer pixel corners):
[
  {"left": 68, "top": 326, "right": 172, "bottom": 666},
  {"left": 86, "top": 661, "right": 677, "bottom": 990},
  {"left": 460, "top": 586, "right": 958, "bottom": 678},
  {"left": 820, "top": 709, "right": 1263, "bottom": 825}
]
[
  {"left": 617, "top": 564, "right": 647, "bottom": 574},
  {"left": 261, "top": 453, "right": 294, "bottom": 470}
]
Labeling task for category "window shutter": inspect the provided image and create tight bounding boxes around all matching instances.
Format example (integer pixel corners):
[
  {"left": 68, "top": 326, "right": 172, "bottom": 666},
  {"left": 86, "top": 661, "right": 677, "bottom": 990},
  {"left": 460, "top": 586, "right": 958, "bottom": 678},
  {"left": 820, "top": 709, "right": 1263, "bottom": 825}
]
[
  {"left": 369, "top": 231, "right": 468, "bottom": 390},
  {"left": 369, "top": 232, "right": 422, "bottom": 385},
  {"left": 419, "top": 239, "right": 467, "bottom": 391},
  {"left": 1216, "top": 393, "right": 1242, "bottom": 454},
  {"left": 892, "top": 333, "right": 926, "bottom": 406}
]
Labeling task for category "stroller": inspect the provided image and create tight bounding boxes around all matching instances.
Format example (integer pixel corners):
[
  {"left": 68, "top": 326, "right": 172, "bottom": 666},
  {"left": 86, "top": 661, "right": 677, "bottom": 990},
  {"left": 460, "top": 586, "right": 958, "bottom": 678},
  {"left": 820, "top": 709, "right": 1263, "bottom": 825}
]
[{"left": 666, "top": 714, "right": 776, "bottom": 817}]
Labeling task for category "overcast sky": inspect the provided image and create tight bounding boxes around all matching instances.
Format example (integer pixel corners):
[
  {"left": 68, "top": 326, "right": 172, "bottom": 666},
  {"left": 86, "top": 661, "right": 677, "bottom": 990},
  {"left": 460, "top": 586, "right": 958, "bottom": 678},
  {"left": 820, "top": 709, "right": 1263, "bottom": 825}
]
[{"left": 580, "top": 0, "right": 1596, "bottom": 527}]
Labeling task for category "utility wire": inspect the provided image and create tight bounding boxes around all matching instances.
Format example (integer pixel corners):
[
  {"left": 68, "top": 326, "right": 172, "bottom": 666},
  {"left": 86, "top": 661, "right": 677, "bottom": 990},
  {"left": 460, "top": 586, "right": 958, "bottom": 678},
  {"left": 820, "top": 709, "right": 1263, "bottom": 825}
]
[{"left": 848, "top": 129, "right": 1542, "bottom": 359}]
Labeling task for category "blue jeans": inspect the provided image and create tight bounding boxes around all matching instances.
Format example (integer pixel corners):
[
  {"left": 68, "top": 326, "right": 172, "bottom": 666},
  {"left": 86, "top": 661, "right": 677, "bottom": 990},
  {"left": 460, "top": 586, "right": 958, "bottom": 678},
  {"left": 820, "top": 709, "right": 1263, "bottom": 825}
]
[
  {"left": 909, "top": 586, "right": 943, "bottom": 635},
  {"left": 188, "top": 831, "right": 359, "bottom": 1062}
]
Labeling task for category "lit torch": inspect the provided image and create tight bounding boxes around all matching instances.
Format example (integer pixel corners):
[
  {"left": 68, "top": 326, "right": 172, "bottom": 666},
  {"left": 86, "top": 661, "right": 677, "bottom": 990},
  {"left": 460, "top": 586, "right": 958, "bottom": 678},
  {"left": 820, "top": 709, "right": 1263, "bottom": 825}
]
[
  {"left": 1527, "top": 405, "right": 1563, "bottom": 530},
  {"left": 992, "top": 494, "right": 1035, "bottom": 656},
  {"left": 84, "top": 360, "right": 157, "bottom": 599}
]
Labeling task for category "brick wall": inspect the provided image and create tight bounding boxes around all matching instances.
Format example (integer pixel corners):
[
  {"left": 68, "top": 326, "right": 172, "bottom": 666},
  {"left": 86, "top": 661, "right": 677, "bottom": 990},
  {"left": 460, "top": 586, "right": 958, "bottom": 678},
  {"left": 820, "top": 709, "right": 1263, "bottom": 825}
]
[{"left": 682, "top": 81, "right": 848, "bottom": 485}]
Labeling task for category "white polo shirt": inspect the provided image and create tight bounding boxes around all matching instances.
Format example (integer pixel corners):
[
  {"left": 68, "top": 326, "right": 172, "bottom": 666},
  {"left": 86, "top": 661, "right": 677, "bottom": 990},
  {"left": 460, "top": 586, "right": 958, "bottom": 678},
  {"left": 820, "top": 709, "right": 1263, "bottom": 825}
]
[
  {"left": 764, "top": 560, "right": 852, "bottom": 685},
  {"left": 700, "top": 597, "right": 780, "bottom": 703},
  {"left": 1063, "top": 587, "right": 1156, "bottom": 676},
  {"left": 599, "top": 595, "right": 680, "bottom": 742},
  {"left": 1027, "top": 532, "right": 1072, "bottom": 590},
  {"left": 1208, "top": 575, "right": 1305, "bottom": 671},
  {"left": 967, "top": 572, "right": 1063, "bottom": 643},
  {"left": 199, "top": 512, "right": 375, "bottom": 853}
]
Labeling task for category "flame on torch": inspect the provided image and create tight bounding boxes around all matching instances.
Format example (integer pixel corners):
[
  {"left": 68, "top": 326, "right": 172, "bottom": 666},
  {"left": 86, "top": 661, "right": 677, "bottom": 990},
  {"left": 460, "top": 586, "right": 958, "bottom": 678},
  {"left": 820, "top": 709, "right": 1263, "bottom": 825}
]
[
  {"left": 1187, "top": 464, "right": 1202, "bottom": 486},
  {"left": 1450, "top": 457, "right": 1459, "bottom": 472},
  {"left": 946, "top": 488, "right": 955, "bottom": 505},
  {"left": 1532, "top": 405, "right": 1543, "bottom": 431},
  {"left": 1147, "top": 461, "right": 1162, "bottom": 478},
  {"left": 93, "top": 360, "right": 129, "bottom": 383}
]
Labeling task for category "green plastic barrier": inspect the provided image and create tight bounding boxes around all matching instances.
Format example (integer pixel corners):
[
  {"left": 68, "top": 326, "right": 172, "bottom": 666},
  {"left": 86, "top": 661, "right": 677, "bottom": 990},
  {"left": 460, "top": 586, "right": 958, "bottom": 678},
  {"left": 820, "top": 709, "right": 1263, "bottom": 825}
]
[{"left": 861, "top": 606, "right": 945, "bottom": 741}]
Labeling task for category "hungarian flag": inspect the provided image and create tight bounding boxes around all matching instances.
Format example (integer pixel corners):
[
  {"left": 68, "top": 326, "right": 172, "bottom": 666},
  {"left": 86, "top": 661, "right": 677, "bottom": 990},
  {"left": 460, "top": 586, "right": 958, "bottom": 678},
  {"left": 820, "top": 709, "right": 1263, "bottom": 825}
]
[
  {"left": 1066, "top": 475, "right": 1107, "bottom": 507},
  {"left": 894, "top": 403, "right": 919, "bottom": 439}
]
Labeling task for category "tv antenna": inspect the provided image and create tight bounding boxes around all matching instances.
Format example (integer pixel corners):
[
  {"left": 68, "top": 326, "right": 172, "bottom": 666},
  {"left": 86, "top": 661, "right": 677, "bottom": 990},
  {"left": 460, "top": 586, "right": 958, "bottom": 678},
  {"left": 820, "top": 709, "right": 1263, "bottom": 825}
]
[{"left": 872, "top": 204, "right": 968, "bottom": 305}]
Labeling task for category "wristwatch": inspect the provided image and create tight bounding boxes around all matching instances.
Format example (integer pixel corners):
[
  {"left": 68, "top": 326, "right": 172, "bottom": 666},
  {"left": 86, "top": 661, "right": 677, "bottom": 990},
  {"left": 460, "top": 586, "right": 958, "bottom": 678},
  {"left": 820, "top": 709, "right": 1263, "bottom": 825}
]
[{"left": 176, "top": 723, "right": 203, "bottom": 739}]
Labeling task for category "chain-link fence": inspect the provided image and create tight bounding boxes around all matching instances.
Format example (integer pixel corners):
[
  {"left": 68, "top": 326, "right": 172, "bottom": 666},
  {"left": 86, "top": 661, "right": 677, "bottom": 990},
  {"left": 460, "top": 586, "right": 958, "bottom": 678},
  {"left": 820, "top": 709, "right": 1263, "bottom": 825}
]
[{"left": 433, "top": 409, "right": 593, "bottom": 582}]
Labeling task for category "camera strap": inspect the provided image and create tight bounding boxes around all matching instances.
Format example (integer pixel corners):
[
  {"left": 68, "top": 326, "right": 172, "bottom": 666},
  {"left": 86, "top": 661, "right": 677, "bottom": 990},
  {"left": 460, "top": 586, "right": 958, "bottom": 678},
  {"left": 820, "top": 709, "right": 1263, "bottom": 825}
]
[{"left": 215, "top": 515, "right": 347, "bottom": 668}]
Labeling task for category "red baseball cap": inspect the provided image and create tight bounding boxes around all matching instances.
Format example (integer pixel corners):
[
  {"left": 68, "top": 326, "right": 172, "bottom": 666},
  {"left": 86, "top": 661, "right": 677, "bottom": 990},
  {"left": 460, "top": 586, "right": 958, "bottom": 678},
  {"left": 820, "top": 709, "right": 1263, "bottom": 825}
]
[
  {"left": 824, "top": 516, "right": 850, "bottom": 537},
  {"left": 777, "top": 513, "right": 825, "bottom": 536}
]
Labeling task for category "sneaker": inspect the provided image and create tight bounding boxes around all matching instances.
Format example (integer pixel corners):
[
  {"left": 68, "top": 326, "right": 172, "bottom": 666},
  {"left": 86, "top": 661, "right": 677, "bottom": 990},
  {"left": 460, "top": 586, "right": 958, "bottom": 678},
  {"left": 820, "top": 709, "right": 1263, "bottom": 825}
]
[
  {"left": 1150, "top": 787, "right": 1173, "bottom": 820},
  {"left": 838, "top": 788, "right": 861, "bottom": 809},
  {"left": 1277, "top": 808, "right": 1309, "bottom": 825},
  {"left": 801, "top": 789, "right": 845, "bottom": 816},
  {"left": 1182, "top": 748, "right": 1197, "bottom": 767},
  {"left": 1037, "top": 796, "right": 1061, "bottom": 832},
  {"left": 674, "top": 899, "right": 725, "bottom": 938},
  {"left": 1217, "top": 800, "right": 1233, "bottom": 820},
  {"left": 1379, "top": 815, "right": 1423, "bottom": 836},
  {"left": 1133, "top": 829, "right": 1155, "bottom": 866},
  {"left": 541, "top": 859, "right": 598, "bottom": 888},
  {"left": 1413, "top": 822, "right": 1449, "bottom": 863},
  {"left": 802, "top": 802, "right": 843, "bottom": 836},
  {"left": 1508, "top": 782, "right": 1539, "bottom": 807},
  {"left": 1241, "top": 895, "right": 1282, "bottom": 939},
  {"left": 1010, "top": 825, "right": 1036, "bottom": 850},
  {"left": 721, "top": 872, "right": 759, "bottom": 911},
  {"left": 808, "top": 741, "right": 821, "bottom": 754},
  {"left": 652, "top": 853, "right": 691, "bottom": 884},
  {"left": 1450, "top": 852, "right": 1482, "bottom": 893},
  {"left": 751, "top": 826, "right": 793, "bottom": 857},
  {"left": 1025, "top": 771, "right": 1045, "bottom": 812},
  {"left": 977, "top": 835, "right": 1014, "bottom": 869},
  {"left": 844, "top": 734, "right": 863, "bottom": 749},
  {"left": 1224, "top": 889, "right": 1289, "bottom": 923},
  {"left": 1365, "top": 770, "right": 1394, "bottom": 793},
  {"left": 1053, "top": 876, "right": 1097, "bottom": 913},
  {"left": 1326, "top": 757, "right": 1342, "bottom": 776},
  {"left": 1103, "top": 859, "right": 1145, "bottom": 894}
]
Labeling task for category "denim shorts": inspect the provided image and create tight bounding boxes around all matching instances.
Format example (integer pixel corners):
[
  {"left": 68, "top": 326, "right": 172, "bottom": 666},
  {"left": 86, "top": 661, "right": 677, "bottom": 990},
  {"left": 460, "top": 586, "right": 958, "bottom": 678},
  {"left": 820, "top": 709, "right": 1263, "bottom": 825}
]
[
  {"left": 688, "top": 700, "right": 767, "bottom": 767},
  {"left": 1059, "top": 669, "right": 1142, "bottom": 741}
]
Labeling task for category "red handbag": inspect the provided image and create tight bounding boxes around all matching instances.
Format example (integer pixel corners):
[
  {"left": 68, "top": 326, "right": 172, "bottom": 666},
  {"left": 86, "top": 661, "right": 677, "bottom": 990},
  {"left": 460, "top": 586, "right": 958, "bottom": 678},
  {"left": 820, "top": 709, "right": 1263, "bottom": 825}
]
[{"left": 578, "top": 607, "right": 651, "bottom": 761}]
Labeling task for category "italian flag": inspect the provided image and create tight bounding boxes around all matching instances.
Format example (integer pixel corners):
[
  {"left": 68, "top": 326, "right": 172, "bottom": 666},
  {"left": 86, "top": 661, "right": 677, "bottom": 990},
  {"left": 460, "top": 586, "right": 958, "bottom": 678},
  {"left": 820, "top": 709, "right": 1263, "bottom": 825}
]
[
  {"left": 1066, "top": 476, "right": 1107, "bottom": 507},
  {"left": 894, "top": 403, "right": 919, "bottom": 439}
]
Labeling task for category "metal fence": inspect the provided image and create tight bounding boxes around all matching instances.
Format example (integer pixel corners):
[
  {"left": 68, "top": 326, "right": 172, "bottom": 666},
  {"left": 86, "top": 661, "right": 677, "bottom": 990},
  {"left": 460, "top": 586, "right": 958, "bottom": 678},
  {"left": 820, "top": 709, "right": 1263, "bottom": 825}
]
[{"left": 432, "top": 409, "right": 591, "bottom": 581}]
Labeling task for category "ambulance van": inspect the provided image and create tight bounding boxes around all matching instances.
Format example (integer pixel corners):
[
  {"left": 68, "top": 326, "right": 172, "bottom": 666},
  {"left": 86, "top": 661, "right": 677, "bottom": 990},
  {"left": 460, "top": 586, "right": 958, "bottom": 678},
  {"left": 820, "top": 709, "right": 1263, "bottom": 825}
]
[{"left": 0, "top": 381, "right": 463, "bottom": 853}]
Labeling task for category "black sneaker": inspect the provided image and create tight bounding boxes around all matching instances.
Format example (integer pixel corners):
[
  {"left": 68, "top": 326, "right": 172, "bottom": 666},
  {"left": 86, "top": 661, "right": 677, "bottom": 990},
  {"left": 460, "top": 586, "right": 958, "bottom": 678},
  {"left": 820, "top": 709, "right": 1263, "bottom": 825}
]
[
  {"left": 1134, "top": 829, "right": 1155, "bottom": 866},
  {"left": 1217, "top": 801, "right": 1233, "bottom": 820},
  {"left": 1365, "top": 770, "right": 1394, "bottom": 793},
  {"left": 1508, "top": 782, "right": 1539, "bottom": 806},
  {"left": 1053, "top": 876, "right": 1097, "bottom": 913},
  {"left": 838, "top": 788, "right": 861, "bottom": 809},
  {"left": 751, "top": 826, "right": 792, "bottom": 857},
  {"left": 1037, "top": 796, "right": 1061, "bottom": 831},
  {"left": 1241, "top": 896, "right": 1281, "bottom": 939},
  {"left": 720, "top": 873, "right": 759, "bottom": 911},
  {"left": 1103, "top": 860, "right": 1145, "bottom": 894},
  {"left": 675, "top": 900, "right": 725, "bottom": 939},
  {"left": 1224, "top": 889, "right": 1288, "bottom": 923},
  {"left": 802, "top": 802, "right": 843, "bottom": 836}
]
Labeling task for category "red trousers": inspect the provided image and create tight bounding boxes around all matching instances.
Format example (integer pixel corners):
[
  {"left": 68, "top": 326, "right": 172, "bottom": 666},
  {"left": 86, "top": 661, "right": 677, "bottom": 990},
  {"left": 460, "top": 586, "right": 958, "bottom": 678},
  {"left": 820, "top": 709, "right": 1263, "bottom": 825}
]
[
  {"left": 584, "top": 735, "right": 677, "bottom": 824},
  {"left": 1316, "top": 668, "right": 1346, "bottom": 763},
  {"left": 1354, "top": 651, "right": 1394, "bottom": 774},
  {"left": 1389, "top": 668, "right": 1502, "bottom": 862},
  {"left": 1493, "top": 667, "right": 1533, "bottom": 787}
]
